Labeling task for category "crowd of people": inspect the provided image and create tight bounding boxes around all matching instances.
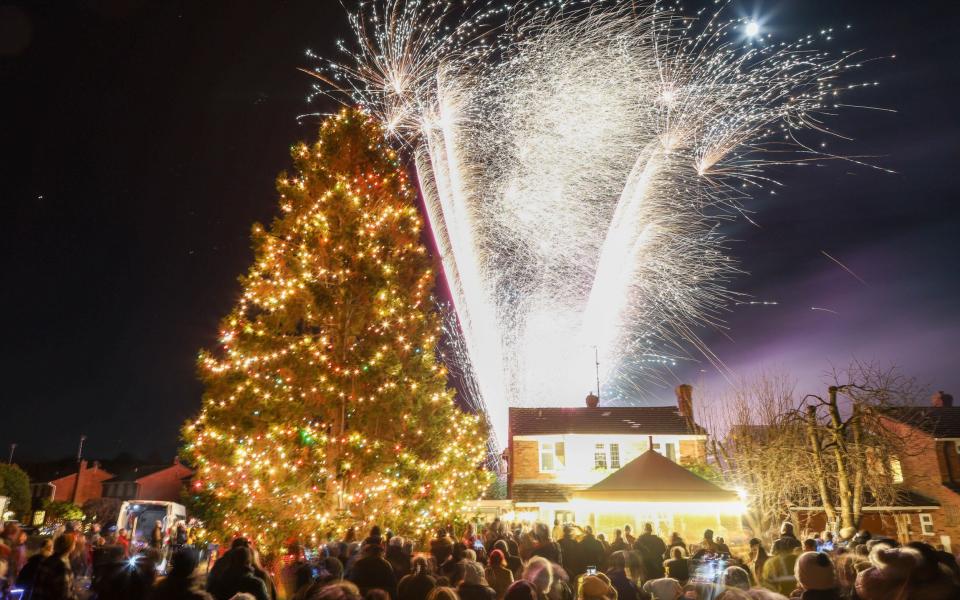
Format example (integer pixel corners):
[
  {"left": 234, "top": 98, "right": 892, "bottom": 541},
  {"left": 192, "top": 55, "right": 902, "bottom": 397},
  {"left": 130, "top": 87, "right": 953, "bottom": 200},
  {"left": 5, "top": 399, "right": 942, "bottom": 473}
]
[{"left": 1, "top": 518, "right": 959, "bottom": 600}]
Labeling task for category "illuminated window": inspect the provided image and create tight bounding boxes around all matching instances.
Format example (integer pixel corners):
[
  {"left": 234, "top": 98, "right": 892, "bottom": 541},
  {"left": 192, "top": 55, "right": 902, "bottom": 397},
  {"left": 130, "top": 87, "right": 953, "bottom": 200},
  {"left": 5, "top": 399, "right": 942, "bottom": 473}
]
[
  {"left": 594, "top": 444, "right": 608, "bottom": 470},
  {"left": 610, "top": 443, "right": 621, "bottom": 469},
  {"left": 920, "top": 513, "right": 935, "bottom": 536},
  {"left": 890, "top": 458, "right": 904, "bottom": 483},
  {"left": 540, "top": 441, "right": 565, "bottom": 472},
  {"left": 650, "top": 441, "right": 678, "bottom": 462}
]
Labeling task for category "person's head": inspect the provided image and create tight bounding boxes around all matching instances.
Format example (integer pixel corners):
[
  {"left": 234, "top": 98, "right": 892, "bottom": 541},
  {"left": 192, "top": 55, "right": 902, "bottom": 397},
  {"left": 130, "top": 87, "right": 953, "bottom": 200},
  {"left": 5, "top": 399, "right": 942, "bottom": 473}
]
[
  {"left": 54, "top": 532, "right": 76, "bottom": 556},
  {"left": 231, "top": 546, "right": 255, "bottom": 571},
  {"left": 613, "top": 529, "right": 622, "bottom": 539},
  {"left": 579, "top": 575, "right": 616, "bottom": 600},
  {"left": 38, "top": 537, "right": 54, "bottom": 557},
  {"left": 462, "top": 561, "right": 488, "bottom": 587},
  {"left": 364, "top": 543, "right": 385, "bottom": 557},
  {"left": 795, "top": 552, "right": 836, "bottom": 592},
  {"left": 584, "top": 526, "right": 593, "bottom": 536},
  {"left": 722, "top": 566, "right": 751, "bottom": 590},
  {"left": 607, "top": 551, "right": 626, "bottom": 571},
  {"left": 370, "top": 525, "right": 382, "bottom": 537},
  {"left": 464, "top": 549, "right": 477, "bottom": 562},
  {"left": 623, "top": 524, "right": 632, "bottom": 534},
  {"left": 803, "top": 539, "right": 818, "bottom": 553},
  {"left": 169, "top": 547, "right": 200, "bottom": 578},
  {"left": 365, "top": 589, "right": 391, "bottom": 600},
  {"left": 307, "top": 581, "right": 362, "bottom": 600},
  {"left": 780, "top": 522, "right": 795, "bottom": 537},
  {"left": 642, "top": 578, "right": 683, "bottom": 600},
  {"left": 642, "top": 523, "right": 653, "bottom": 535},
  {"left": 489, "top": 549, "right": 506, "bottom": 567},
  {"left": 703, "top": 529, "right": 714, "bottom": 541},
  {"left": 504, "top": 580, "right": 539, "bottom": 600},
  {"left": 2, "top": 522, "right": 20, "bottom": 540},
  {"left": 389, "top": 535, "right": 405, "bottom": 549},
  {"left": 825, "top": 532, "right": 834, "bottom": 541},
  {"left": 413, "top": 555, "right": 432, "bottom": 575},
  {"left": 554, "top": 519, "right": 560, "bottom": 526},
  {"left": 670, "top": 546, "right": 684, "bottom": 560},
  {"left": 522, "top": 556, "right": 554, "bottom": 593},
  {"left": 427, "top": 587, "right": 460, "bottom": 600},
  {"left": 562, "top": 525, "right": 573, "bottom": 539},
  {"left": 854, "top": 546, "right": 921, "bottom": 600},
  {"left": 231, "top": 537, "right": 251, "bottom": 550},
  {"left": 494, "top": 539, "right": 509, "bottom": 556}
]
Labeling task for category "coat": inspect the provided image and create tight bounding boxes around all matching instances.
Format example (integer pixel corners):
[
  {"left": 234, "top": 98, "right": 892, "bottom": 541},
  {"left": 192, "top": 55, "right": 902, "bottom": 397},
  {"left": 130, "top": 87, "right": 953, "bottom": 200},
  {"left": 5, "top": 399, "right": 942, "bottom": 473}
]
[
  {"left": 397, "top": 572, "right": 437, "bottom": 600},
  {"left": 32, "top": 553, "right": 77, "bottom": 600},
  {"left": 578, "top": 535, "right": 606, "bottom": 573},
  {"left": 761, "top": 553, "right": 798, "bottom": 597},
  {"left": 485, "top": 565, "right": 514, "bottom": 599},
  {"left": 210, "top": 567, "right": 270, "bottom": 600},
  {"left": 350, "top": 553, "right": 399, "bottom": 599},
  {"left": 458, "top": 582, "right": 497, "bottom": 600},
  {"left": 149, "top": 574, "right": 214, "bottom": 600}
]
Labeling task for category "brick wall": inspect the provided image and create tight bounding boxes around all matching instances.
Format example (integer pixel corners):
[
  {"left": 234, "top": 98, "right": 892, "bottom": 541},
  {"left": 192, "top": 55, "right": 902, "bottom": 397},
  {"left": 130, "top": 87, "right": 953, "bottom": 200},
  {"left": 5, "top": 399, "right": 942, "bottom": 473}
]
[
  {"left": 48, "top": 461, "right": 113, "bottom": 505},
  {"left": 135, "top": 463, "right": 194, "bottom": 502},
  {"left": 678, "top": 439, "right": 707, "bottom": 465},
  {"left": 513, "top": 440, "right": 551, "bottom": 482}
]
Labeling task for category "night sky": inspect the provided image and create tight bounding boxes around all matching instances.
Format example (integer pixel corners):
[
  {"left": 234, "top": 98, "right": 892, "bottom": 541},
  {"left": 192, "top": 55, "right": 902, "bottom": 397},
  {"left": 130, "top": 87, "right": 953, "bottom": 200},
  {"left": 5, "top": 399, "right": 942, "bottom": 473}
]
[{"left": 3, "top": 1, "right": 959, "bottom": 461}]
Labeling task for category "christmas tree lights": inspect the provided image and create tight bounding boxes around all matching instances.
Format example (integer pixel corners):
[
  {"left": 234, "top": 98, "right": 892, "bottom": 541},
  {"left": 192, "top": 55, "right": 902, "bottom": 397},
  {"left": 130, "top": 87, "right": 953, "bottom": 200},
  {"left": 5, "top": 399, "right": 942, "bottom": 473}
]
[{"left": 182, "top": 108, "right": 490, "bottom": 552}]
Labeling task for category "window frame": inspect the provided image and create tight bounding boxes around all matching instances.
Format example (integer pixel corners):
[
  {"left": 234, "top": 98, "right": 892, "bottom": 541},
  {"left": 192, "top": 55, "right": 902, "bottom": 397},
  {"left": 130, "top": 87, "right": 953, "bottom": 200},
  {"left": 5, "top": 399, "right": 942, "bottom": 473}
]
[
  {"left": 539, "top": 441, "right": 565, "bottom": 472},
  {"left": 919, "top": 513, "right": 935, "bottom": 536}
]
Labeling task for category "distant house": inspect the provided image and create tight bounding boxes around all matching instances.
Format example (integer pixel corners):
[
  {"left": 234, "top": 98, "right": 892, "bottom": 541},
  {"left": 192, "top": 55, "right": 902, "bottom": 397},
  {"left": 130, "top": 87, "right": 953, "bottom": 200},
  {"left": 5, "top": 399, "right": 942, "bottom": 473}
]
[
  {"left": 504, "top": 385, "right": 742, "bottom": 542},
  {"left": 101, "top": 458, "right": 194, "bottom": 503},
  {"left": 27, "top": 460, "right": 114, "bottom": 506}
]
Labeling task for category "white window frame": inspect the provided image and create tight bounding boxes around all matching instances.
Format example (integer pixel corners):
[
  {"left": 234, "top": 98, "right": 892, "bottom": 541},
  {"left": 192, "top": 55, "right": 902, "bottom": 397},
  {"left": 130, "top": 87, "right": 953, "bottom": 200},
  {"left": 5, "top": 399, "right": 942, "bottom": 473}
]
[
  {"left": 649, "top": 441, "right": 678, "bottom": 462},
  {"left": 593, "top": 443, "right": 621, "bottom": 470},
  {"left": 539, "top": 441, "right": 565, "bottom": 472},
  {"left": 920, "top": 513, "right": 935, "bottom": 536}
]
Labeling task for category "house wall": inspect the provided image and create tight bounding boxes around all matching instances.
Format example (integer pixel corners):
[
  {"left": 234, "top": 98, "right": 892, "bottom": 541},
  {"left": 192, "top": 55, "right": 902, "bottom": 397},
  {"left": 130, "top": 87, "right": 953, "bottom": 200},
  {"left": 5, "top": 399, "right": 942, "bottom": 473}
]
[
  {"left": 512, "top": 434, "right": 707, "bottom": 485},
  {"left": 881, "top": 417, "right": 960, "bottom": 548},
  {"left": 48, "top": 461, "right": 113, "bottom": 505},
  {"left": 135, "top": 463, "right": 194, "bottom": 502}
]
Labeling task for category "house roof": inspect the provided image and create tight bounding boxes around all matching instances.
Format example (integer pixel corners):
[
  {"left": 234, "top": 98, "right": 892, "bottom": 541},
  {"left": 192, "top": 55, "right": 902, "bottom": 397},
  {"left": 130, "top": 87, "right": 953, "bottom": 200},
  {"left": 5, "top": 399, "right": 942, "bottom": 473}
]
[
  {"left": 512, "top": 484, "right": 584, "bottom": 503},
  {"left": 103, "top": 463, "right": 182, "bottom": 483},
  {"left": 509, "top": 406, "right": 704, "bottom": 437},
  {"left": 573, "top": 449, "right": 739, "bottom": 503},
  {"left": 790, "top": 487, "right": 941, "bottom": 511},
  {"left": 888, "top": 407, "right": 960, "bottom": 439}
]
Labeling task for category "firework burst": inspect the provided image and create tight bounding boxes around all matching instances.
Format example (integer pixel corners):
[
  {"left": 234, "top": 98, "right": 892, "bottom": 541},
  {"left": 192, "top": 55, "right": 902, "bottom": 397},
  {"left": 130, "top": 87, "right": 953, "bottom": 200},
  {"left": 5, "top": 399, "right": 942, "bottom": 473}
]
[{"left": 311, "top": 0, "right": 878, "bottom": 443}]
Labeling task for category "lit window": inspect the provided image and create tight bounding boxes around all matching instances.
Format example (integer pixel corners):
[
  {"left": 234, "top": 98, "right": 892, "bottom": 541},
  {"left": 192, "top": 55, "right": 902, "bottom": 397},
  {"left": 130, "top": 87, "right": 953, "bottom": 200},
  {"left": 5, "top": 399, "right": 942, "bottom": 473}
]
[
  {"left": 594, "top": 443, "right": 608, "bottom": 470},
  {"left": 610, "top": 443, "right": 621, "bottom": 469},
  {"left": 890, "top": 458, "right": 904, "bottom": 483},
  {"left": 540, "top": 441, "right": 565, "bottom": 472},
  {"left": 920, "top": 513, "right": 935, "bottom": 536}
]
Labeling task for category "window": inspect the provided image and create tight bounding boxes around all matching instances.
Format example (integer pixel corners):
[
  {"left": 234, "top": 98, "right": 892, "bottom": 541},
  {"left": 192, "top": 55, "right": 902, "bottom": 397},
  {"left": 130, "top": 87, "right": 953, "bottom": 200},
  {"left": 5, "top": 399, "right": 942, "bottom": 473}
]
[
  {"left": 540, "top": 441, "right": 565, "bottom": 472},
  {"left": 650, "top": 441, "right": 678, "bottom": 463},
  {"left": 593, "top": 443, "right": 621, "bottom": 470},
  {"left": 594, "top": 444, "right": 607, "bottom": 470},
  {"left": 920, "top": 513, "right": 935, "bottom": 536},
  {"left": 889, "top": 458, "right": 904, "bottom": 483}
]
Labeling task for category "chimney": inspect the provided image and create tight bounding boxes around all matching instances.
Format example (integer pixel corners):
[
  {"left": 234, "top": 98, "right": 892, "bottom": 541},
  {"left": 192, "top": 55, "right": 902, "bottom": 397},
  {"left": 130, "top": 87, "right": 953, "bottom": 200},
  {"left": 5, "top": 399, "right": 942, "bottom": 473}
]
[
  {"left": 585, "top": 392, "right": 599, "bottom": 408},
  {"left": 79, "top": 459, "right": 89, "bottom": 470},
  {"left": 932, "top": 391, "right": 954, "bottom": 408},
  {"left": 675, "top": 384, "right": 694, "bottom": 418},
  {"left": 173, "top": 456, "right": 180, "bottom": 465}
]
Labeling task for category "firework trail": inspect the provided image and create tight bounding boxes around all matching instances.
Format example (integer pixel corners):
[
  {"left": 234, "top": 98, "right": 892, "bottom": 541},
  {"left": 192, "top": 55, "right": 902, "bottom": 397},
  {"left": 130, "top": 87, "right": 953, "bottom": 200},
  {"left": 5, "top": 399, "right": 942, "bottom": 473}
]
[{"left": 312, "top": 0, "right": 877, "bottom": 443}]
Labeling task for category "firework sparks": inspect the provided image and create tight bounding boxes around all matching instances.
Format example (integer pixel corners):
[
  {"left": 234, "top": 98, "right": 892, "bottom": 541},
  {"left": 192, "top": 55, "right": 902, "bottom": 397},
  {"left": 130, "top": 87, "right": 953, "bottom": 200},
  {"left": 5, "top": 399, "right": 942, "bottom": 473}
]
[{"left": 314, "top": 0, "right": 876, "bottom": 442}]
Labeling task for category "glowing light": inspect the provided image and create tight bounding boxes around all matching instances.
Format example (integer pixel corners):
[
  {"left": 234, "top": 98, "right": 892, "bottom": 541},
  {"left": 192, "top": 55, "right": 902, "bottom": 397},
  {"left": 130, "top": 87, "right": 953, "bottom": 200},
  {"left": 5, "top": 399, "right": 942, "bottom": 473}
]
[{"left": 317, "top": 1, "right": 876, "bottom": 442}]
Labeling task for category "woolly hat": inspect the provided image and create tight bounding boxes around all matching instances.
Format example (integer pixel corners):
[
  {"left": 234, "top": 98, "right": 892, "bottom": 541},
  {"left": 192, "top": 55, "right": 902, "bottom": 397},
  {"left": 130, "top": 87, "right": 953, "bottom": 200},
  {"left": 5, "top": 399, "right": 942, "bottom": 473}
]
[
  {"left": 854, "top": 546, "right": 920, "bottom": 600},
  {"left": 581, "top": 575, "right": 617, "bottom": 600},
  {"left": 641, "top": 577, "right": 682, "bottom": 600},
  {"left": 463, "top": 560, "right": 489, "bottom": 586},
  {"left": 795, "top": 552, "right": 836, "bottom": 591}
]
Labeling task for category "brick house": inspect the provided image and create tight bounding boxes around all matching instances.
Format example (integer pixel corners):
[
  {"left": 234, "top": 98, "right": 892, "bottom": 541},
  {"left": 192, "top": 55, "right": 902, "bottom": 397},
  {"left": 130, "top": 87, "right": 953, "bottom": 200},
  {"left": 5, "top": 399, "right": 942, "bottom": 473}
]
[
  {"left": 28, "top": 460, "right": 115, "bottom": 506},
  {"left": 503, "top": 385, "right": 742, "bottom": 541},
  {"left": 101, "top": 458, "right": 194, "bottom": 503}
]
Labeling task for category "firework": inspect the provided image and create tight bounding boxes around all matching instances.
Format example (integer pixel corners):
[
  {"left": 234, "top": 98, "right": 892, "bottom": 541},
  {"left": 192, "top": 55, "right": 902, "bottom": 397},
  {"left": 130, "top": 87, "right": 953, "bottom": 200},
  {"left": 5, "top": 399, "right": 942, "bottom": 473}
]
[{"left": 314, "top": 0, "right": 875, "bottom": 443}]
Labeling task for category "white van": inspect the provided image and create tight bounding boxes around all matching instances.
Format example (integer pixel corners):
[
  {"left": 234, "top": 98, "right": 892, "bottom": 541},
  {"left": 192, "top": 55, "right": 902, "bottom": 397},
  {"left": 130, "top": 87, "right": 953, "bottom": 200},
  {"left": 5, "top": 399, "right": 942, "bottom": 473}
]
[{"left": 116, "top": 500, "right": 186, "bottom": 548}]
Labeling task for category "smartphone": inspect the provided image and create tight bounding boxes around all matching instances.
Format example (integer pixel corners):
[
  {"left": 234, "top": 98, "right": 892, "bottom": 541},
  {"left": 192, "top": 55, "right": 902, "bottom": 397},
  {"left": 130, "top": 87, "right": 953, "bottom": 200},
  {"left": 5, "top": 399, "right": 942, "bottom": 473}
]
[
  {"left": 586, "top": 566, "right": 597, "bottom": 575},
  {"left": 474, "top": 540, "right": 485, "bottom": 550}
]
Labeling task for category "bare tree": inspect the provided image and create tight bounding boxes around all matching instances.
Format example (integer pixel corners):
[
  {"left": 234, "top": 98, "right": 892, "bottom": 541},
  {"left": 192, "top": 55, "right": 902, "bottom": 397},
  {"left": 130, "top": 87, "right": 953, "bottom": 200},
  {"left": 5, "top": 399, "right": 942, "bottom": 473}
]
[
  {"left": 800, "top": 361, "right": 927, "bottom": 531},
  {"left": 703, "top": 372, "right": 819, "bottom": 542}
]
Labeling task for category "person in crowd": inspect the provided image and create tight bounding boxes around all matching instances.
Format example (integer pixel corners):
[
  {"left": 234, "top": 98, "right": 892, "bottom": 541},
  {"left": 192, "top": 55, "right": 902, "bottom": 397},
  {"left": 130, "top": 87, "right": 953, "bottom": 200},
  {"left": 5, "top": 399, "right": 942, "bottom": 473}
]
[
  {"left": 310, "top": 581, "right": 364, "bottom": 600},
  {"left": 595, "top": 534, "right": 609, "bottom": 558},
  {"left": 635, "top": 523, "right": 666, "bottom": 579},
  {"left": 17, "top": 536, "right": 54, "bottom": 598},
  {"left": 68, "top": 533, "right": 89, "bottom": 580},
  {"left": 493, "top": 540, "right": 523, "bottom": 580},
  {"left": 623, "top": 526, "right": 636, "bottom": 548},
  {"left": 150, "top": 521, "right": 164, "bottom": 551},
  {"left": 399, "top": 556, "right": 438, "bottom": 600},
  {"left": 94, "top": 548, "right": 159, "bottom": 600},
  {"left": 552, "top": 521, "right": 564, "bottom": 544},
  {"left": 441, "top": 544, "right": 469, "bottom": 587},
  {"left": 578, "top": 527, "right": 605, "bottom": 575},
  {"left": 117, "top": 528, "right": 131, "bottom": 557},
  {"left": 33, "top": 532, "right": 78, "bottom": 600},
  {"left": 580, "top": 574, "right": 617, "bottom": 600},
  {"left": 747, "top": 539, "right": 768, "bottom": 585},
  {"left": 530, "top": 524, "right": 562, "bottom": 566},
  {"left": 721, "top": 566, "right": 750, "bottom": 591},
  {"left": 208, "top": 546, "right": 270, "bottom": 600},
  {"left": 817, "top": 533, "right": 834, "bottom": 553},
  {"left": 854, "top": 545, "right": 921, "bottom": 600},
  {"left": 698, "top": 530, "right": 718, "bottom": 554},
  {"left": 522, "top": 557, "right": 555, "bottom": 600},
  {"left": 2, "top": 523, "right": 26, "bottom": 575},
  {"left": 432, "top": 530, "right": 455, "bottom": 567},
  {"left": 486, "top": 550, "right": 515, "bottom": 600},
  {"left": 558, "top": 526, "right": 581, "bottom": 578},
  {"left": 605, "top": 552, "right": 640, "bottom": 600},
  {"left": 387, "top": 536, "right": 412, "bottom": 582},
  {"left": 149, "top": 546, "right": 212, "bottom": 600},
  {"left": 761, "top": 533, "right": 799, "bottom": 596},
  {"left": 504, "top": 580, "right": 540, "bottom": 600},
  {"left": 771, "top": 523, "right": 801, "bottom": 556},
  {"left": 250, "top": 546, "right": 279, "bottom": 600},
  {"left": 459, "top": 560, "right": 497, "bottom": 600},
  {"left": 364, "top": 526, "right": 385, "bottom": 548},
  {"left": 802, "top": 540, "right": 817, "bottom": 553},
  {"left": 662, "top": 547, "right": 688, "bottom": 584},
  {"left": 463, "top": 524, "right": 479, "bottom": 548},
  {"left": 641, "top": 577, "right": 681, "bottom": 600},
  {"left": 609, "top": 530, "right": 627, "bottom": 554},
  {"left": 349, "top": 542, "right": 398, "bottom": 599},
  {"left": 666, "top": 534, "right": 685, "bottom": 557},
  {"left": 172, "top": 522, "right": 189, "bottom": 551},
  {"left": 281, "top": 542, "right": 309, "bottom": 599},
  {"left": 792, "top": 551, "right": 840, "bottom": 600},
  {"left": 426, "top": 587, "right": 460, "bottom": 600}
]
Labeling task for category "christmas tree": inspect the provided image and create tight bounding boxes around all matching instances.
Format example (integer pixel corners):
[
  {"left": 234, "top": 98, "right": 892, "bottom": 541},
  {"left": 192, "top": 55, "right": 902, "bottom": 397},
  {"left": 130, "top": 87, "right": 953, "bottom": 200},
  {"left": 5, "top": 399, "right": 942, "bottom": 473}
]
[{"left": 182, "top": 108, "right": 490, "bottom": 551}]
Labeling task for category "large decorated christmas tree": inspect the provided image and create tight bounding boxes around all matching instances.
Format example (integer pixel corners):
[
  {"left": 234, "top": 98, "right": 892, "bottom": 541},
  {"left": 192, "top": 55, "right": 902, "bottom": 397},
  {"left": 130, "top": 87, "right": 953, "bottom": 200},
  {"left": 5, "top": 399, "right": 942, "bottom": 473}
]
[{"left": 182, "top": 108, "right": 490, "bottom": 551}]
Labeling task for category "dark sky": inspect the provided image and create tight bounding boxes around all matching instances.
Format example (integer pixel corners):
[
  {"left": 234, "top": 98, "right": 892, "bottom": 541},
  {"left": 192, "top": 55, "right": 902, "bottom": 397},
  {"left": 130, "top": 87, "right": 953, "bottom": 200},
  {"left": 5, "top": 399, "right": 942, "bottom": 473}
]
[{"left": 3, "top": 1, "right": 958, "bottom": 461}]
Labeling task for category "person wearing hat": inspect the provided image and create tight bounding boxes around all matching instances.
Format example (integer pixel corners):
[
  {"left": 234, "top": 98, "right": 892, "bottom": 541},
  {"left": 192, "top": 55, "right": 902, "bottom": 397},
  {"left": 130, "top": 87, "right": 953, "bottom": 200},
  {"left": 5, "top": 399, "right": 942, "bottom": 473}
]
[
  {"left": 459, "top": 560, "right": 497, "bottom": 600},
  {"left": 149, "top": 547, "right": 212, "bottom": 600},
  {"left": 793, "top": 552, "right": 838, "bottom": 600},
  {"left": 348, "top": 543, "right": 398, "bottom": 600},
  {"left": 854, "top": 546, "right": 919, "bottom": 600},
  {"left": 641, "top": 577, "right": 681, "bottom": 600},
  {"left": 580, "top": 574, "right": 617, "bottom": 600}
]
